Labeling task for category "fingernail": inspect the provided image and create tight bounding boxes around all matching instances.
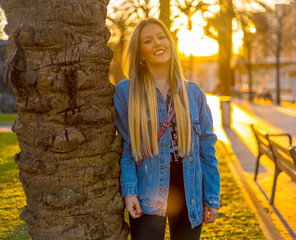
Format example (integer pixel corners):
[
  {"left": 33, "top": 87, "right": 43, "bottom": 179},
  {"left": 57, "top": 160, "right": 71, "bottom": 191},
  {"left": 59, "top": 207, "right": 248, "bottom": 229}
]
[{"left": 140, "top": 212, "right": 143, "bottom": 215}]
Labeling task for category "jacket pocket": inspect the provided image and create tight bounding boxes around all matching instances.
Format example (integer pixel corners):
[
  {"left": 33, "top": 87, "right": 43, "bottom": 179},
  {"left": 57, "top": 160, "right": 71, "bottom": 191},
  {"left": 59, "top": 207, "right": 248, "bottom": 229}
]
[{"left": 192, "top": 120, "right": 201, "bottom": 136}]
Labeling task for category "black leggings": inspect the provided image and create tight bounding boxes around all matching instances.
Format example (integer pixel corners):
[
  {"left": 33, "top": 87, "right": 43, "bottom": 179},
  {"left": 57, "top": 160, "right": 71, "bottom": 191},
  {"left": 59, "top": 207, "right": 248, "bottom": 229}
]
[{"left": 130, "top": 162, "right": 202, "bottom": 240}]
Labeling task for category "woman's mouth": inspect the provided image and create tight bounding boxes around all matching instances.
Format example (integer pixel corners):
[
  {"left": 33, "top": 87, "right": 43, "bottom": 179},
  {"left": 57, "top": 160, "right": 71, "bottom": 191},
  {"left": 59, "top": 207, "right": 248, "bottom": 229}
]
[{"left": 154, "top": 49, "right": 165, "bottom": 56}]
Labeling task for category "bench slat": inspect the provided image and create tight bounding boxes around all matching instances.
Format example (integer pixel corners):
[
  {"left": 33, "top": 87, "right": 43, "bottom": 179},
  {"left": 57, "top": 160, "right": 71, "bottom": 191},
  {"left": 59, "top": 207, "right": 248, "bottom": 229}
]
[
  {"left": 276, "top": 160, "right": 296, "bottom": 182},
  {"left": 250, "top": 124, "right": 296, "bottom": 205}
]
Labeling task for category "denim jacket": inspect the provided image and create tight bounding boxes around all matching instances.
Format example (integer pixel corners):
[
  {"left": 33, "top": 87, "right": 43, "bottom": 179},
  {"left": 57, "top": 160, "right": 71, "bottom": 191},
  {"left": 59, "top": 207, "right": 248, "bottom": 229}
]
[{"left": 113, "top": 79, "right": 220, "bottom": 228}]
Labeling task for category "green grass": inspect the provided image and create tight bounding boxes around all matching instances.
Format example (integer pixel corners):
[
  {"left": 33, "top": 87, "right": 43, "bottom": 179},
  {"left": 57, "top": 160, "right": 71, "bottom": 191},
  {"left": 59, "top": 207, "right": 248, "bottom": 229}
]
[
  {"left": 0, "top": 132, "right": 30, "bottom": 239},
  {"left": 1, "top": 134, "right": 265, "bottom": 239},
  {"left": 0, "top": 114, "right": 18, "bottom": 123},
  {"left": 199, "top": 141, "right": 266, "bottom": 239}
]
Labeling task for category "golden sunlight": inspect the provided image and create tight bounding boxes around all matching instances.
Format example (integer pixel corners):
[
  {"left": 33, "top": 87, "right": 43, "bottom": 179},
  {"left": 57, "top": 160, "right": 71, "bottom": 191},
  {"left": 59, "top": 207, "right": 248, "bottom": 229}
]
[
  {"left": 248, "top": 23, "right": 256, "bottom": 34},
  {"left": 232, "top": 30, "right": 244, "bottom": 55},
  {"left": 174, "top": 12, "right": 219, "bottom": 57},
  {"left": 206, "top": 95, "right": 230, "bottom": 145},
  {"left": 177, "top": 29, "right": 219, "bottom": 57}
]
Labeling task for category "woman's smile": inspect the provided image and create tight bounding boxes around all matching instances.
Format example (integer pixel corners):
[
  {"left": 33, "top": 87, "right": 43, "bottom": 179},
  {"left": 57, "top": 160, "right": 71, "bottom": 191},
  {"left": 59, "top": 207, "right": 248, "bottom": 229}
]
[{"left": 154, "top": 49, "right": 165, "bottom": 56}]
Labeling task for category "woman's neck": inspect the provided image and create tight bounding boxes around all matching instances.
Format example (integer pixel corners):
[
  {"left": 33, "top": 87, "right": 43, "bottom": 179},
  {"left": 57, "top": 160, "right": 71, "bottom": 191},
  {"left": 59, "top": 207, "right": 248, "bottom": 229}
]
[{"left": 149, "top": 65, "right": 170, "bottom": 100}]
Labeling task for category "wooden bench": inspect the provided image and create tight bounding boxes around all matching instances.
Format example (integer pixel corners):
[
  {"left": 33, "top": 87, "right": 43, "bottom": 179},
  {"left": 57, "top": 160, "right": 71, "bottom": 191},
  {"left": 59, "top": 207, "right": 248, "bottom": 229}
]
[{"left": 250, "top": 124, "right": 296, "bottom": 205}]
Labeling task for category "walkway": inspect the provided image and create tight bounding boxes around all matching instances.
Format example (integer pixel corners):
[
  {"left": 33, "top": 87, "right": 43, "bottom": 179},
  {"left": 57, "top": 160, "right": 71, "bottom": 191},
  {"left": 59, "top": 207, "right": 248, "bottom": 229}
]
[
  {"left": 226, "top": 98, "right": 296, "bottom": 240},
  {"left": 0, "top": 122, "right": 13, "bottom": 132}
]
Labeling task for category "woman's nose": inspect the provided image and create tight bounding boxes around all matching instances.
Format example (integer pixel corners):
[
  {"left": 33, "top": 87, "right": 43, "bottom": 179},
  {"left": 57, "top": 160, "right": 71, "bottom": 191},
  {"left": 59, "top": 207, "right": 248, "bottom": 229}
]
[{"left": 154, "top": 37, "right": 161, "bottom": 46}]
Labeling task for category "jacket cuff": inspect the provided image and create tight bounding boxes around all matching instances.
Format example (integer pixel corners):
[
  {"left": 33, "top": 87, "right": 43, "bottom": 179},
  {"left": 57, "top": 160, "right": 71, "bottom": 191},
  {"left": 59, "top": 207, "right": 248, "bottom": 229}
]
[
  {"left": 204, "top": 195, "right": 220, "bottom": 209},
  {"left": 121, "top": 183, "right": 139, "bottom": 197}
]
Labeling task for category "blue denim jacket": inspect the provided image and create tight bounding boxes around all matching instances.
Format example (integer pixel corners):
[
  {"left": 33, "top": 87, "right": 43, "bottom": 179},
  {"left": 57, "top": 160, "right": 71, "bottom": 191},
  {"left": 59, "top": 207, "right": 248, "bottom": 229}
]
[{"left": 113, "top": 79, "right": 220, "bottom": 228}]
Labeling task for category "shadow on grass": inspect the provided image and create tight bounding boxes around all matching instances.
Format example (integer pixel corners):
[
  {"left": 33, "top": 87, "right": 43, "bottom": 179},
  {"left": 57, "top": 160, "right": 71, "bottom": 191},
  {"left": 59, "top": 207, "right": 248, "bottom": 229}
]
[{"left": 3, "top": 223, "right": 30, "bottom": 240}]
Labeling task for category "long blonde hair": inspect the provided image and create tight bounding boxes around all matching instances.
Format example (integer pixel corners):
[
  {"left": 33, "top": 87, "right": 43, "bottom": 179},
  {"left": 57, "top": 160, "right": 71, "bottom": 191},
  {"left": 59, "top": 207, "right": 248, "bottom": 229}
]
[{"left": 123, "top": 18, "right": 191, "bottom": 161}]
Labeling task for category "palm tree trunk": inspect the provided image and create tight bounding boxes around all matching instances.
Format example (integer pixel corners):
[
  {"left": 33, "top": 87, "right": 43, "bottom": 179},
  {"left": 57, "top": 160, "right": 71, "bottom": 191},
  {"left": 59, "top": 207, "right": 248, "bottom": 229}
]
[
  {"left": 218, "top": 0, "right": 233, "bottom": 96},
  {"left": 159, "top": 0, "right": 171, "bottom": 30},
  {"left": 0, "top": 0, "right": 128, "bottom": 239}
]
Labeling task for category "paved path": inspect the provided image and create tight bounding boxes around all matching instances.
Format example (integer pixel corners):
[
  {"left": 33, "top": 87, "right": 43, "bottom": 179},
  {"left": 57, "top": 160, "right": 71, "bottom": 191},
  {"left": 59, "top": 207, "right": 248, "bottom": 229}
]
[
  {"left": 0, "top": 122, "right": 13, "bottom": 132},
  {"left": 233, "top": 98, "right": 296, "bottom": 138},
  {"left": 226, "top": 98, "right": 296, "bottom": 239}
]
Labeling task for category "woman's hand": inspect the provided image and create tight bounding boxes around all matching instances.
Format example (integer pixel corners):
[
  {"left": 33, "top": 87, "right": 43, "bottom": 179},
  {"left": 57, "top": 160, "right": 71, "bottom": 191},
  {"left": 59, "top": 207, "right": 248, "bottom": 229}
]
[
  {"left": 125, "top": 196, "right": 143, "bottom": 219},
  {"left": 203, "top": 204, "right": 218, "bottom": 223}
]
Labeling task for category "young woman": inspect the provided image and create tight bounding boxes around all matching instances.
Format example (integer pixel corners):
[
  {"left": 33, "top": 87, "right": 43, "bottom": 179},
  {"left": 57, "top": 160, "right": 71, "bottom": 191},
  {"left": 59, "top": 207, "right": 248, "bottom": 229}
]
[{"left": 113, "top": 18, "right": 220, "bottom": 240}]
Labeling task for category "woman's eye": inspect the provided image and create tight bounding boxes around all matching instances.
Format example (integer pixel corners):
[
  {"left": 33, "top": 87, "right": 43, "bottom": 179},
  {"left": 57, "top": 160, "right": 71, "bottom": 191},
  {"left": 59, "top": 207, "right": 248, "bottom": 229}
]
[
  {"left": 159, "top": 35, "right": 166, "bottom": 40},
  {"left": 144, "top": 39, "right": 152, "bottom": 44}
]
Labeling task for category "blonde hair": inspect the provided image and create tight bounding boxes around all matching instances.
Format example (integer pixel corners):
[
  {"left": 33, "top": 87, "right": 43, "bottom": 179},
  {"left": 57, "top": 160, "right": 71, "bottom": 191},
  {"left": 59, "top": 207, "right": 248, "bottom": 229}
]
[{"left": 123, "top": 18, "right": 191, "bottom": 161}]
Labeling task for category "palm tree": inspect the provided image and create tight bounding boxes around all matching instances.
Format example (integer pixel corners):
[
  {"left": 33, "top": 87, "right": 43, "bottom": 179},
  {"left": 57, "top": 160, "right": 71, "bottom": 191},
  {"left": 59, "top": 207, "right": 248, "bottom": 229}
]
[
  {"left": 174, "top": 0, "right": 210, "bottom": 31},
  {"left": 159, "top": 0, "right": 171, "bottom": 30},
  {"left": 131, "top": 0, "right": 156, "bottom": 19},
  {"left": 173, "top": 0, "right": 211, "bottom": 81},
  {"left": 217, "top": 0, "right": 234, "bottom": 96},
  {"left": 0, "top": 0, "right": 128, "bottom": 239}
]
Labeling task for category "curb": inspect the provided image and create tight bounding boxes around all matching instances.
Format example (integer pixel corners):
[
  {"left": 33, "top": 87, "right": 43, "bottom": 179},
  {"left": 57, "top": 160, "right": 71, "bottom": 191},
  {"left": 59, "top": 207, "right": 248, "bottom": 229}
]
[{"left": 217, "top": 141, "right": 283, "bottom": 240}]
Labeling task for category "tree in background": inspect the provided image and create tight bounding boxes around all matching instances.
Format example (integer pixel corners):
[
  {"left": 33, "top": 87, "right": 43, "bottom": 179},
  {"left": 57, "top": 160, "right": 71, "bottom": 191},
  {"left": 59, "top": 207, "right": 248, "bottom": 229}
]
[
  {"left": 159, "top": 0, "right": 171, "bottom": 31},
  {"left": 217, "top": 0, "right": 234, "bottom": 96},
  {"left": 173, "top": 0, "right": 211, "bottom": 81},
  {"left": 234, "top": 7, "right": 257, "bottom": 102},
  {"left": 0, "top": 0, "right": 128, "bottom": 239},
  {"left": 107, "top": 3, "right": 136, "bottom": 83},
  {"left": 132, "top": 0, "right": 156, "bottom": 19},
  {"left": 256, "top": 1, "right": 293, "bottom": 105},
  {"left": 107, "top": 0, "right": 157, "bottom": 83},
  {"left": 173, "top": 0, "right": 210, "bottom": 31}
]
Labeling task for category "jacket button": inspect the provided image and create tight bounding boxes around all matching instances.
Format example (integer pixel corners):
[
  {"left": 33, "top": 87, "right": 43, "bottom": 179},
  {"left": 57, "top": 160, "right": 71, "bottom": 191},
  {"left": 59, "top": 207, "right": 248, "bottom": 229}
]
[
  {"left": 189, "top": 157, "right": 193, "bottom": 162},
  {"left": 191, "top": 199, "right": 194, "bottom": 204}
]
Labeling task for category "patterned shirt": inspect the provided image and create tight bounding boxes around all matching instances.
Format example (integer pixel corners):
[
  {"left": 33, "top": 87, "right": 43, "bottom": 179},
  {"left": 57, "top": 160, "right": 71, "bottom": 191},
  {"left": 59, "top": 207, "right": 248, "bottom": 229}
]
[{"left": 165, "top": 93, "right": 183, "bottom": 164}]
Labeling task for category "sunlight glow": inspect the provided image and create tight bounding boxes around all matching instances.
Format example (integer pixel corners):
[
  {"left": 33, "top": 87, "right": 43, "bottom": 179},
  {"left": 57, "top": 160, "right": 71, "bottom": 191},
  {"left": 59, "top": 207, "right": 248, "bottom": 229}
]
[
  {"left": 0, "top": 8, "right": 8, "bottom": 40},
  {"left": 248, "top": 23, "right": 256, "bottom": 34},
  {"left": 206, "top": 95, "right": 230, "bottom": 145},
  {"left": 208, "top": 5, "right": 220, "bottom": 13},
  {"left": 192, "top": 12, "right": 207, "bottom": 27},
  {"left": 233, "top": 30, "right": 244, "bottom": 55},
  {"left": 177, "top": 28, "right": 219, "bottom": 57}
]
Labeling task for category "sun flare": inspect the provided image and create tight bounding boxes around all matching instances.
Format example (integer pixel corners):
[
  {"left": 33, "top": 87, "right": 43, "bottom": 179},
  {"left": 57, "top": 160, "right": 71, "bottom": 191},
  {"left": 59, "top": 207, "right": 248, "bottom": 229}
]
[
  {"left": 173, "top": 11, "right": 219, "bottom": 57},
  {"left": 177, "top": 28, "right": 219, "bottom": 57}
]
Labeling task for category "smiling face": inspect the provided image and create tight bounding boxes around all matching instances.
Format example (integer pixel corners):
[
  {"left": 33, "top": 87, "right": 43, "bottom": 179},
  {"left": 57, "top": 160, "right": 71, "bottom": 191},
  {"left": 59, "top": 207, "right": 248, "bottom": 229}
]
[{"left": 140, "top": 23, "right": 171, "bottom": 68}]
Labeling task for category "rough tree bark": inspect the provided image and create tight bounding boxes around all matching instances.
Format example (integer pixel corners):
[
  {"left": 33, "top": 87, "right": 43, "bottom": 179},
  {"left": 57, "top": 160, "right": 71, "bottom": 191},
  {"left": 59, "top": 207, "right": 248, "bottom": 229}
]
[{"left": 0, "top": 0, "right": 128, "bottom": 239}]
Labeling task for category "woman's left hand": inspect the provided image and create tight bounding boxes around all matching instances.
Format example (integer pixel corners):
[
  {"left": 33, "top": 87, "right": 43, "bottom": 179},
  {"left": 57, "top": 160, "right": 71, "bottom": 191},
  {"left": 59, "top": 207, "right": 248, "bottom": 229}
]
[{"left": 203, "top": 204, "right": 218, "bottom": 223}]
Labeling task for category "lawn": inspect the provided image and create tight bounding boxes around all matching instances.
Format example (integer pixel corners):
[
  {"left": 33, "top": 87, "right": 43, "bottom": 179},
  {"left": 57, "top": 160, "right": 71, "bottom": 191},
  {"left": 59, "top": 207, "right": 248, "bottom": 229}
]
[
  {"left": 0, "top": 133, "right": 265, "bottom": 239},
  {"left": 0, "top": 132, "right": 30, "bottom": 240},
  {"left": 0, "top": 114, "right": 18, "bottom": 123},
  {"left": 199, "top": 141, "right": 266, "bottom": 239}
]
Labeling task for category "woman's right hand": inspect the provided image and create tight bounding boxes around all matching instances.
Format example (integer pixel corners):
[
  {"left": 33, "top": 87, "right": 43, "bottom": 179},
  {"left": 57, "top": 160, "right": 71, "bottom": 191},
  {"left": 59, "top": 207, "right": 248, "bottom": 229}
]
[{"left": 125, "top": 195, "right": 143, "bottom": 219}]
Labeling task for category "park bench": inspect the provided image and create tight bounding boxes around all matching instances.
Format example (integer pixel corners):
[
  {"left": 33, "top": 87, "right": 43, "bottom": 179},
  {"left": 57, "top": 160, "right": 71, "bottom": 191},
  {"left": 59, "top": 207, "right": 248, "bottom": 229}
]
[{"left": 250, "top": 124, "right": 296, "bottom": 205}]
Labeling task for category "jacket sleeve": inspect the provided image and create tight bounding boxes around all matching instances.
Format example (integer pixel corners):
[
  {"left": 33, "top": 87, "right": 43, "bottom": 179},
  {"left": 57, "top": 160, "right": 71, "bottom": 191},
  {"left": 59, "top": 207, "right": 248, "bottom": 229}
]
[
  {"left": 113, "top": 82, "right": 139, "bottom": 197},
  {"left": 198, "top": 91, "right": 220, "bottom": 209}
]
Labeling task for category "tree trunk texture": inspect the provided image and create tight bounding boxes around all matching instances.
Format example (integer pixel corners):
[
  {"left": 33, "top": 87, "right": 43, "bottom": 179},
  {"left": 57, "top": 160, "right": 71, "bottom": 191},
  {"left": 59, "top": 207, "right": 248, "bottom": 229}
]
[{"left": 0, "top": 0, "right": 128, "bottom": 239}]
